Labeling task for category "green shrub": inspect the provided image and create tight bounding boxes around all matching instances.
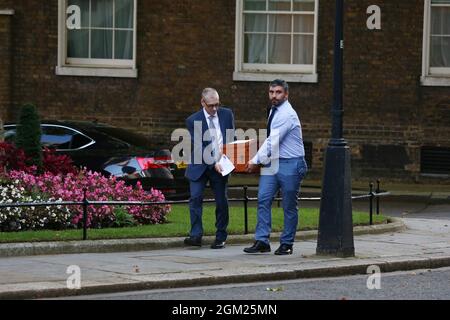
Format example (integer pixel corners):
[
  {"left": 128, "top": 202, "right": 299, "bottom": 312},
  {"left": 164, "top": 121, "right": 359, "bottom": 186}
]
[
  {"left": 113, "top": 207, "right": 137, "bottom": 228},
  {"left": 15, "top": 104, "right": 43, "bottom": 171}
]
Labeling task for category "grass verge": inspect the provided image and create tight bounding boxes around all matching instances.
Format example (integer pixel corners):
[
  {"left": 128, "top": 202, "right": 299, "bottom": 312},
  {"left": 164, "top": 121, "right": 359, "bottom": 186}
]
[{"left": 0, "top": 205, "right": 387, "bottom": 243}]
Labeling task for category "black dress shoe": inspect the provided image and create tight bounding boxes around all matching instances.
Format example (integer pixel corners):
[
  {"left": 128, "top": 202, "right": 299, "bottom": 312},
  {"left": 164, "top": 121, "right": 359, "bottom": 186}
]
[
  {"left": 210, "top": 240, "right": 226, "bottom": 249},
  {"left": 243, "top": 240, "right": 271, "bottom": 253},
  {"left": 274, "top": 243, "right": 293, "bottom": 255},
  {"left": 184, "top": 236, "right": 202, "bottom": 247}
]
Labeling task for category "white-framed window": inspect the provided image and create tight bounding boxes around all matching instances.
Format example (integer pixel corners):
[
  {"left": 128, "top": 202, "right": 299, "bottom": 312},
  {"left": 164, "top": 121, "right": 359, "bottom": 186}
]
[
  {"left": 56, "top": 0, "right": 138, "bottom": 78},
  {"left": 234, "top": 0, "right": 319, "bottom": 83},
  {"left": 422, "top": 0, "right": 450, "bottom": 86}
]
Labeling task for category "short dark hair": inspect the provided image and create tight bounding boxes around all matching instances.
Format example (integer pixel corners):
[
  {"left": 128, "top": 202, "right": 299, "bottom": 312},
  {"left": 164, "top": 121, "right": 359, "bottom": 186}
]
[{"left": 270, "top": 79, "right": 289, "bottom": 93}]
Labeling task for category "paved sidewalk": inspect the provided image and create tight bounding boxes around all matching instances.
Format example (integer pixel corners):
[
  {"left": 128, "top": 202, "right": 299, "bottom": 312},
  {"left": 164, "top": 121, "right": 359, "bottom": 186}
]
[{"left": 0, "top": 217, "right": 449, "bottom": 299}]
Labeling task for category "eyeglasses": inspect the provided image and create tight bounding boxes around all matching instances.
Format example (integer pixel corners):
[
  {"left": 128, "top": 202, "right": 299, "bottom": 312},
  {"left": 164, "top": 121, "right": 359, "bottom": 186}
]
[{"left": 203, "top": 100, "right": 221, "bottom": 109}]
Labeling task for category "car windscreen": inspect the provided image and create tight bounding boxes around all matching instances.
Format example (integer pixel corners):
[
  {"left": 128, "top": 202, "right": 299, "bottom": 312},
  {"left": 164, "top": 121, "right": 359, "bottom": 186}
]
[
  {"left": 4, "top": 125, "right": 94, "bottom": 150},
  {"left": 93, "top": 126, "right": 155, "bottom": 150},
  {"left": 3, "top": 126, "right": 16, "bottom": 142}
]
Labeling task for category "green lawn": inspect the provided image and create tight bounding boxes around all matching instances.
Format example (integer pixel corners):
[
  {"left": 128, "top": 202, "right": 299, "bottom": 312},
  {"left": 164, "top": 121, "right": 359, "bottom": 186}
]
[{"left": 0, "top": 205, "right": 388, "bottom": 243}]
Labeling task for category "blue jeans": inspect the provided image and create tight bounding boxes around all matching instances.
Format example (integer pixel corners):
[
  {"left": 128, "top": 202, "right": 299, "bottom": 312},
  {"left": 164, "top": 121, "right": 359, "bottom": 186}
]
[
  {"left": 189, "top": 167, "right": 229, "bottom": 241},
  {"left": 255, "top": 157, "right": 307, "bottom": 245}
]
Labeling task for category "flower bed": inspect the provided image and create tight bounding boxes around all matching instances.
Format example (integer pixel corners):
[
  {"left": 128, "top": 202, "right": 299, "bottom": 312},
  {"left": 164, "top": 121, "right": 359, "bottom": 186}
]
[
  {"left": 0, "top": 142, "right": 171, "bottom": 232},
  {"left": 0, "top": 180, "right": 70, "bottom": 231}
]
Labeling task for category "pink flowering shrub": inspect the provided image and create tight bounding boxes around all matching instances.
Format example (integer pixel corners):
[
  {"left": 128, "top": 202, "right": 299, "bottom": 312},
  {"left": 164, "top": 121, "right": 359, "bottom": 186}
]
[{"left": 3, "top": 169, "right": 171, "bottom": 230}]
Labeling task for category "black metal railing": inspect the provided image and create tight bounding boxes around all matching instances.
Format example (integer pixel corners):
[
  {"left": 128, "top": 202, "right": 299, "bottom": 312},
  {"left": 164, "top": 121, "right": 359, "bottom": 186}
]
[{"left": 0, "top": 180, "right": 390, "bottom": 240}]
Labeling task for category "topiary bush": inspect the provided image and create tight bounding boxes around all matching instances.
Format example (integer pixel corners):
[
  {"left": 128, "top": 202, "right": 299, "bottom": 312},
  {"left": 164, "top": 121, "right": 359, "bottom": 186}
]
[{"left": 15, "top": 104, "right": 43, "bottom": 171}]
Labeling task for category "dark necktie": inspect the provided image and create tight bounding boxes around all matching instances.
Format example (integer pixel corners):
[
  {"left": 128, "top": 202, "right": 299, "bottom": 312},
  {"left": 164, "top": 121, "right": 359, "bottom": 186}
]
[
  {"left": 208, "top": 116, "right": 220, "bottom": 161},
  {"left": 267, "top": 107, "right": 277, "bottom": 137}
]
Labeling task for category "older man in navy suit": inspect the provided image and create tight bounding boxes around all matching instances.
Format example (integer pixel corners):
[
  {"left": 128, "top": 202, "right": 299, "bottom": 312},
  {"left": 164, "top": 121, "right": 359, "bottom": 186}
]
[{"left": 184, "top": 88, "right": 235, "bottom": 249}]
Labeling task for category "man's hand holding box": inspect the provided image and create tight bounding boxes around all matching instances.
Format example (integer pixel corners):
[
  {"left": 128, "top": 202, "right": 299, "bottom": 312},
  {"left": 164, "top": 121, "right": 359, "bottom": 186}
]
[{"left": 222, "top": 139, "right": 259, "bottom": 173}]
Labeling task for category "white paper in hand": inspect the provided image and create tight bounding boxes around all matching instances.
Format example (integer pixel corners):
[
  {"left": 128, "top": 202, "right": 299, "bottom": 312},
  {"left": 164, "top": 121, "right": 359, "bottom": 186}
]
[{"left": 218, "top": 154, "right": 235, "bottom": 176}]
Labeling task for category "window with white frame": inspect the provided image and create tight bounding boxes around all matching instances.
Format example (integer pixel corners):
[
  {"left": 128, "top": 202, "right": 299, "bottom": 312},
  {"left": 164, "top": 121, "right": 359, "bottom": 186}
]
[
  {"left": 57, "top": 0, "right": 137, "bottom": 78},
  {"left": 234, "top": 0, "right": 318, "bottom": 82},
  {"left": 422, "top": 0, "right": 450, "bottom": 85}
]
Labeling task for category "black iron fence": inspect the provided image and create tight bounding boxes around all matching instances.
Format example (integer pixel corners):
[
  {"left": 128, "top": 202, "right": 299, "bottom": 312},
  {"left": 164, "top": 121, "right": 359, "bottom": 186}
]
[{"left": 0, "top": 180, "right": 390, "bottom": 240}]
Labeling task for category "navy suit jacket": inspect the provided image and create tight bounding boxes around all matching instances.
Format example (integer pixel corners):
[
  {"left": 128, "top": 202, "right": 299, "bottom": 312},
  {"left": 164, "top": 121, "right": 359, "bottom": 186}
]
[{"left": 185, "top": 107, "right": 235, "bottom": 181}]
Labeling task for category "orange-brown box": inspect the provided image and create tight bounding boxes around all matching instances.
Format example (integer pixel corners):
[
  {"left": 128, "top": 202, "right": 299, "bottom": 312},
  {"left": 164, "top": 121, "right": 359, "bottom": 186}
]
[{"left": 222, "top": 139, "right": 259, "bottom": 173}]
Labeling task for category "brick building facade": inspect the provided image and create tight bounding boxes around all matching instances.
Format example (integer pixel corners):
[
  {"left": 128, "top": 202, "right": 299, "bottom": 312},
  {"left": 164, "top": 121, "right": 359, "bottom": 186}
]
[{"left": 0, "top": 0, "right": 449, "bottom": 181}]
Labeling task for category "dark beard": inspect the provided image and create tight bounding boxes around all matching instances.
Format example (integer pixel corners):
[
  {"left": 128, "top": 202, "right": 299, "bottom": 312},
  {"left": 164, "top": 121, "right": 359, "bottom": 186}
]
[{"left": 271, "top": 98, "right": 285, "bottom": 107}]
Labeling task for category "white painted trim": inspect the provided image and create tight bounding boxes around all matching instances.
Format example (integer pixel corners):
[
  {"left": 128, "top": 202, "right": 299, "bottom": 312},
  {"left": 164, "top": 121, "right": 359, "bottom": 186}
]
[
  {"left": 57, "top": 1, "right": 64, "bottom": 68},
  {"left": 313, "top": 0, "right": 319, "bottom": 76},
  {"left": 421, "top": 0, "right": 450, "bottom": 86},
  {"left": 234, "top": 0, "right": 319, "bottom": 82},
  {"left": 430, "top": 67, "right": 450, "bottom": 75},
  {"left": 234, "top": 0, "right": 243, "bottom": 76},
  {"left": 233, "top": 71, "right": 318, "bottom": 83},
  {"left": 133, "top": 0, "right": 137, "bottom": 66},
  {"left": 0, "top": 9, "right": 14, "bottom": 15},
  {"left": 67, "top": 58, "right": 133, "bottom": 66},
  {"left": 243, "top": 63, "right": 314, "bottom": 73},
  {"left": 243, "top": 10, "right": 315, "bottom": 15},
  {"left": 420, "top": 76, "right": 450, "bottom": 86},
  {"left": 56, "top": 0, "right": 138, "bottom": 78},
  {"left": 56, "top": 66, "right": 138, "bottom": 78},
  {"left": 422, "top": 0, "right": 431, "bottom": 80}
]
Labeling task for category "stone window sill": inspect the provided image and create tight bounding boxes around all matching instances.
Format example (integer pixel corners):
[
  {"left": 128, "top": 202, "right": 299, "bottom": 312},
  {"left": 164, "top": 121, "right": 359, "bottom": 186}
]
[
  {"left": 0, "top": 9, "right": 14, "bottom": 15},
  {"left": 56, "top": 66, "right": 138, "bottom": 78},
  {"left": 421, "top": 76, "right": 450, "bottom": 87},
  {"left": 233, "top": 72, "right": 318, "bottom": 83}
]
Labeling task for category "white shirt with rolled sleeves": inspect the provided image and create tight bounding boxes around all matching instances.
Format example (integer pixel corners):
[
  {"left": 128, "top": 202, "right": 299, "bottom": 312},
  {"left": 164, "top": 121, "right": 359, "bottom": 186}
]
[{"left": 251, "top": 100, "right": 305, "bottom": 165}]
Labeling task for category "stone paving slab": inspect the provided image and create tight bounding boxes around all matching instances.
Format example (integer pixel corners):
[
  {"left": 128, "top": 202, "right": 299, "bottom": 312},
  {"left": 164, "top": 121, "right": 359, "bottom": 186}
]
[
  {"left": 0, "top": 218, "right": 449, "bottom": 299},
  {"left": 0, "top": 219, "right": 405, "bottom": 258}
]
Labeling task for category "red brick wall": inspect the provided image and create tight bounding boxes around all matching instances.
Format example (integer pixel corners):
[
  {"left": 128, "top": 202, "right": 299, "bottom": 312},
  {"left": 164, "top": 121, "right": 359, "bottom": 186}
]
[
  {"left": 1, "top": 0, "right": 449, "bottom": 181},
  {"left": 0, "top": 11, "right": 12, "bottom": 123}
]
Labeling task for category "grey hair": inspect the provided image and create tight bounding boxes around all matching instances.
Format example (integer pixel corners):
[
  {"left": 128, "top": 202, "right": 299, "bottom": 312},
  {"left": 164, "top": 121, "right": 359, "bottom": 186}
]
[{"left": 201, "top": 88, "right": 219, "bottom": 100}]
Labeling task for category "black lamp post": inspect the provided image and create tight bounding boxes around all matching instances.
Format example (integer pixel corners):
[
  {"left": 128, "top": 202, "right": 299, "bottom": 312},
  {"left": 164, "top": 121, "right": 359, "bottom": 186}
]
[{"left": 316, "top": 0, "right": 355, "bottom": 257}]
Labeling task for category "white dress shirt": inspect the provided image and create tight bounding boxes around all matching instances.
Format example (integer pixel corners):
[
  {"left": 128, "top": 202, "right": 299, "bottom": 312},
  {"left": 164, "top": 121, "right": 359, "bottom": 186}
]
[
  {"left": 203, "top": 108, "right": 223, "bottom": 149},
  {"left": 251, "top": 100, "right": 305, "bottom": 165}
]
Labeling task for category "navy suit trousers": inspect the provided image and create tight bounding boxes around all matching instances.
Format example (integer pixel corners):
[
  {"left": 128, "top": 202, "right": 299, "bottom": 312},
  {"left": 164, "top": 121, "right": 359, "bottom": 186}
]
[{"left": 188, "top": 167, "right": 229, "bottom": 241}]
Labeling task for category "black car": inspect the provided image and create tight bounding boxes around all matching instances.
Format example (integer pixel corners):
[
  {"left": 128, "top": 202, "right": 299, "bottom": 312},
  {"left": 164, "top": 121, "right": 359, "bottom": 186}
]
[{"left": 3, "top": 121, "right": 189, "bottom": 199}]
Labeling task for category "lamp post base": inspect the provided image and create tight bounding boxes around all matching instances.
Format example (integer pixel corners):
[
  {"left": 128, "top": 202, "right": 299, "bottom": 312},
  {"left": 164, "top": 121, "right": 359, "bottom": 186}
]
[{"left": 316, "top": 144, "right": 355, "bottom": 258}]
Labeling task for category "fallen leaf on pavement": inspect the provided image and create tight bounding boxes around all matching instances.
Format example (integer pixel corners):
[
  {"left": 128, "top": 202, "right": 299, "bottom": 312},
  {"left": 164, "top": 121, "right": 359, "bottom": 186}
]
[{"left": 266, "top": 287, "right": 283, "bottom": 292}]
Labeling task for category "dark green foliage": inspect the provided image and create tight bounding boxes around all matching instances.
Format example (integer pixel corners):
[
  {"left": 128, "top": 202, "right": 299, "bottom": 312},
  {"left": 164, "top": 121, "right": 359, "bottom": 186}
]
[
  {"left": 15, "top": 104, "right": 43, "bottom": 170},
  {"left": 113, "top": 207, "right": 137, "bottom": 228}
]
